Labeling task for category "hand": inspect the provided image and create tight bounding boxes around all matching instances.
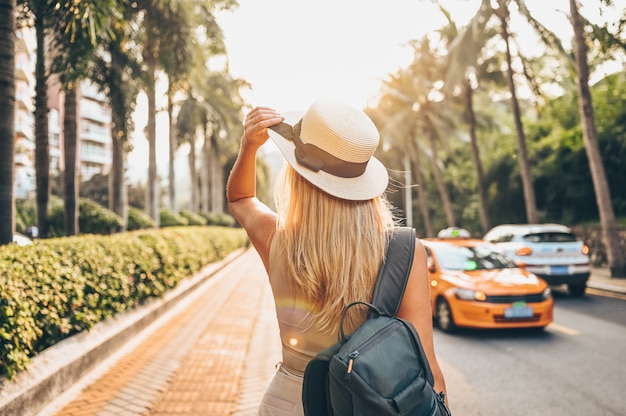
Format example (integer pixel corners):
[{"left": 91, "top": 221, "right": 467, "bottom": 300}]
[{"left": 243, "top": 107, "right": 284, "bottom": 148}]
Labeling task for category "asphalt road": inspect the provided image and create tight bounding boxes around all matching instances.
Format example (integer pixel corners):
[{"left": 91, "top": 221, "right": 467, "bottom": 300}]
[{"left": 435, "top": 291, "right": 626, "bottom": 416}]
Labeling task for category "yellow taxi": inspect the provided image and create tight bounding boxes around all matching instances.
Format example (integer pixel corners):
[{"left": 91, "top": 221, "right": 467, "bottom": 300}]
[{"left": 422, "top": 228, "right": 554, "bottom": 333}]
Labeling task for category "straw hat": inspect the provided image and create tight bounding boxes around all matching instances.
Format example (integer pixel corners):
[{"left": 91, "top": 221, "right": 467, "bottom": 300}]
[{"left": 267, "top": 99, "right": 389, "bottom": 201}]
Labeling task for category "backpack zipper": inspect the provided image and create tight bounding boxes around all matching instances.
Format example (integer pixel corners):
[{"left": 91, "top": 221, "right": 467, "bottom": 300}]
[
  {"left": 343, "top": 320, "right": 400, "bottom": 380},
  {"left": 344, "top": 351, "right": 359, "bottom": 380}
]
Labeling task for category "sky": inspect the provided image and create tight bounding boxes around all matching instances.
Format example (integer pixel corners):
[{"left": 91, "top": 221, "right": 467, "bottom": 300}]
[
  {"left": 214, "top": 0, "right": 585, "bottom": 112},
  {"left": 126, "top": 0, "right": 617, "bottom": 184}
]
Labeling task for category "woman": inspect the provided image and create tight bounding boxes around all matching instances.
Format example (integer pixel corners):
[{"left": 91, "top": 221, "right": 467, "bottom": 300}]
[{"left": 227, "top": 99, "right": 447, "bottom": 415}]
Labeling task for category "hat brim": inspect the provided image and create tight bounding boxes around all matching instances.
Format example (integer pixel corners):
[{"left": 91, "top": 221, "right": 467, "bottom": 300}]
[{"left": 267, "top": 111, "right": 389, "bottom": 201}]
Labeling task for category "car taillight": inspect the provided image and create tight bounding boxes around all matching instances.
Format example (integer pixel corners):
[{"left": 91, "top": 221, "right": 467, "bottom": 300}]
[
  {"left": 516, "top": 247, "right": 533, "bottom": 256},
  {"left": 582, "top": 244, "right": 590, "bottom": 255}
]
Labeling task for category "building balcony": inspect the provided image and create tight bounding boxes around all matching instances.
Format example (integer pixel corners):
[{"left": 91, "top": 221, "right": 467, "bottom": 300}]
[
  {"left": 15, "top": 61, "right": 33, "bottom": 84},
  {"left": 81, "top": 150, "right": 112, "bottom": 166},
  {"left": 81, "top": 99, "right": 111, "bottom": 124},
  {"left": 14, "top": 153, "right": 31, "bottom": 167},
  {"left": 15, "top": 121, "right": 34, "bottom": 140},
  {"left": 15, "top": 32, "right": 28, "bottom": 52},
  {"left": 16, "top": 89, "right": 33, "bottom": 112},
  {"left": 81, "top": 128, "right": 111, "bottom": 145}
]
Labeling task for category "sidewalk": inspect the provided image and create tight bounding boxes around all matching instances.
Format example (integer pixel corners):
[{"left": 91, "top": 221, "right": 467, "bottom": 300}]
[
  {"left": 587, "top": 267, "right": 626, "bottom": 294},
  {"left": 36, "top": 249, "right": 281, "bottom": 416}
]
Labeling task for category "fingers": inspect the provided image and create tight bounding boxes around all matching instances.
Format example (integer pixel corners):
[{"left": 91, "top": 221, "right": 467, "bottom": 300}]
[
  {"left": 244, "top": 107, "right": 284, "bottom": 145},
  {"left": 245, "top": 107, "right": 283, "bottom": 127}
]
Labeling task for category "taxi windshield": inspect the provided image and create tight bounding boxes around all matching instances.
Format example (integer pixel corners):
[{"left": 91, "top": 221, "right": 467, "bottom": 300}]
[{"left": 432, "top": 244, "right": 517, "bottom": 271}]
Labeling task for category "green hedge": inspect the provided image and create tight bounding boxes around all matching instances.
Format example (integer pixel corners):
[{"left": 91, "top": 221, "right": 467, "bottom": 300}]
[
  {"left": 48, "top": 198, "right": 124, "bottom": 237},
  {"left": 200, "top": 211, "right": 236, "bottom": 227},
  {"left": 159, "top": 209, "right": 189, "bottom": 227},
  {"left": 127, "top": 206, "right": 156, "bottom": 230},
  {"left": 180, "top": 210, "right": 207, "bottom": 226},
  {"left": 0, "top": 226, "right": 248, "bottom": 379}
]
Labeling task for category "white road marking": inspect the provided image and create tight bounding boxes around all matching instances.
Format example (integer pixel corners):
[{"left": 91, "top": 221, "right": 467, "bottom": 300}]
[{"left": 547, "top": 322, "right": 580, "bottom": 336}]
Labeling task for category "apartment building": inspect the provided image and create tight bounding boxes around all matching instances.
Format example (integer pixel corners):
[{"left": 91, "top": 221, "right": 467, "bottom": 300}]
[
  {"left": 14, "top": 27, "right": 36, "bottom": 199},
  {"left": 13, "top": 27, "right": 113, "bottom": 199}
]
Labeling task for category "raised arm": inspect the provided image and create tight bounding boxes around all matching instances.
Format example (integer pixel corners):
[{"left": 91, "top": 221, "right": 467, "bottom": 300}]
[{"left": 226, "top": 107, "right": 283, "bottom": 271}]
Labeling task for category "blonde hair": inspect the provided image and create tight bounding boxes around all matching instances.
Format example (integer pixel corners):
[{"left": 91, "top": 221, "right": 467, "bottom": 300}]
[{"left": 274, "top": 164, "right": 396, "bottom": 335}]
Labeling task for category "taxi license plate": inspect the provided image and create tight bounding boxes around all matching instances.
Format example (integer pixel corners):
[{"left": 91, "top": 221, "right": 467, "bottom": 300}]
[
  {"left": 551, "top": 265, "right": 569, "bottom": 275},
  {"left": 504, "top": 305, "right": 534, "bottom": 318}
]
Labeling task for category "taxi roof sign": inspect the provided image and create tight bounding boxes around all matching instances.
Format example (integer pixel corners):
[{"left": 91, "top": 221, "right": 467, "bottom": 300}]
[{"left": 438, "top": 227, "right": 471, "bottom": 238}]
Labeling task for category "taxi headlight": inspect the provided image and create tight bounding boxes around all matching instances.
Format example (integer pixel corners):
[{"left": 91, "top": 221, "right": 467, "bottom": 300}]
[
  {"left": 454, "top": 288, "right": 486, "bottom": 301},
  {"left": 542, "top": 288, "right": 552, "bottom": 300}
]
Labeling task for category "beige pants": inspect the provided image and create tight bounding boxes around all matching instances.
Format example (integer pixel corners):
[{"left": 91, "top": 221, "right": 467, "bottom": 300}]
[{"left": 257, "top": 365, "right": 305, "bottom": 416}]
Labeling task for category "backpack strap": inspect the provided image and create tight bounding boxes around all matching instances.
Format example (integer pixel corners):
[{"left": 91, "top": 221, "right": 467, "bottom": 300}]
[{"left": 370, "top": 227, "right": 416, "bottom": 317}]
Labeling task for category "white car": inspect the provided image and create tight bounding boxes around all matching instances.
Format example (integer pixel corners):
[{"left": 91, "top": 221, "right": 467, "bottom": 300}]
[
  {"left": 483, "top": 224, "right": 590, "bottom": 296},
  {"left": 13, "top": 232, "right": 33, "bottom": 246}
]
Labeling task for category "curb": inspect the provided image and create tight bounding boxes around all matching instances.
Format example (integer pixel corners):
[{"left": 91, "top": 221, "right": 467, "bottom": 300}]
[
  {"left": 587, "top": 280, "right": 626, "bottom": 294},
  {"left": 0, "top": 248, "right": 247, "bottom": 416}
]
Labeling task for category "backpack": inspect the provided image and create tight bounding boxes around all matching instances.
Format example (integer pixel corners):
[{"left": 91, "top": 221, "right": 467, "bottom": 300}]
[{"left": 302, "top": 227, "right": 451, "bottom": 416}]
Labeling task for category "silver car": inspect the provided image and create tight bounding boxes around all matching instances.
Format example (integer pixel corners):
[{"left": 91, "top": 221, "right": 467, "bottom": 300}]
[{"left": 483, "top": 223, "right": 590, "bottom": 296}]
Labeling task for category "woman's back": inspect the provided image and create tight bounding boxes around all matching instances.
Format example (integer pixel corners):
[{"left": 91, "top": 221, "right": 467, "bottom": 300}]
[{"left": 268, "top": 237, "right": 338, "bottom": 375}]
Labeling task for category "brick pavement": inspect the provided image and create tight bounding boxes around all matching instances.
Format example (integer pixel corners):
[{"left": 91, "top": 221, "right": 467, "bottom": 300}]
[{"left": 38, "top": 249, "right": 281, "bottom": 416}]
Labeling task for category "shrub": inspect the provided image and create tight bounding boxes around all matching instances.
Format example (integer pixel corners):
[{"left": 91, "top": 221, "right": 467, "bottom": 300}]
[
  {"left": 159, "top": 209, "right": 189, "bottom": 227},
  {"left": 48, "top": 198, "right": 123, "bottom": 237},
  {"left": 0, "top": 226, "right": 248, "bottom": 379},
  {"left": 179, "top": 210, "right": 207, "bottom": 226},
  {"left": 200, "top": 211, "right": 236, "bottom": 227},
  {"left": 127, "top": 206, "right": 155, "bottom": 230}
]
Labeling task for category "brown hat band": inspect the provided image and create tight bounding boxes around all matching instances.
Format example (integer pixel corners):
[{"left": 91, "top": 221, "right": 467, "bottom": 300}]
[{"left": 269, "top": 121, "right": 368, "bottom": 178}]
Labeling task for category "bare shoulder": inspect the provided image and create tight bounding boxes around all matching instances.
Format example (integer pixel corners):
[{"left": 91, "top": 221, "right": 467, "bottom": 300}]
[{"left": 228, "top": 197, "right": 277, "bottom": 269}]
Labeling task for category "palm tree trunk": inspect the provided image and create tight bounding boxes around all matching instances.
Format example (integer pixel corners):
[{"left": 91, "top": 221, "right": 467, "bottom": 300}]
[
  {"left": 0, "top": 0, "right": 16, "bottom": 245},
  {"left": 464, "top": 81, "right": 490, "bottom": 233},
  {"left": 189, "top": 129, "right": 198, "bottom": 212},
  {"left": 168, "top": 87, "right": 177, "bottom": 212},
  {"left": 144, "top": 29, "right": 159, "bottom": 226},
  {"left": 403, "top": 153, "right": 413, "bottom": 228},
  {"left": 109, "top": 120, "right": 127, "bottom": 231},
  {"left": 108, "top": 43, "right": 127, "bottom": 231},
  {"left": 209, "top": 134, "right": 223, "bottom": 213},
  {"left": 410, "top": 140, "right": 433, "bottom": 237},
  {"left": 570, "top": 0, "right": 625, "bottom": 277},
  {"left": 498, "top": 4, "right": 538, "bottom": 224},
  {"left": 146, "top": 72, "right": 158, "bottom": 224},
  {"left": 427, "top": 127, "right": 456, "bottom": 227},
  {"left": 63, "top": 85, "right": 79, "bottom": 236},
  {"left": 34, "top": 13, "right": 50, "bottom": 238},
  {"left": 201, "top": 126, "right": 210, "bottom": 212}
]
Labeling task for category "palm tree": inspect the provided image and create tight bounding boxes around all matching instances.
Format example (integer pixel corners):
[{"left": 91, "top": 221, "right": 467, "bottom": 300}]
[
  {"left": 16, "top": 0, "right": 55, "bottom": 238},
  {"left": 387, "top": 37, "right": 457, "bottom": 228},
  {"left": 194, "top": 73, "right": 246, "bottom": 214},
  {"left": 371, "top": 105, "right": 434, "bottom": 235},
  {"left": 49, "top": 0, "right": 120, "bottom": 235},
  {"left": 88, "top": 3, "right": 142, "bottom": 231},
  {"left": 62, "top": 85, "right": 79, "bottom": 235},
  {"left": 371, "top": 65, "right": 447, "bottom": 236},
  {"left": 441, "top": 5, "right": 507, "bottom": 234},
  {"left": 136, "top": 0, "right": 197, "bottom": 225},
  {"left": 177, "top": 80, "right": 244, "bottom": 215},
  {"left": 0, "top": 0, "right": 16, "bottom": 245},
  {"left": 451, "top": 0, "right": 542, "bottom": 223},
  {"left": 165, "top": 0, "right": 239, "bottom": 214},
  {"left": 167, "top": 84, "right": 178, "bottom": 212},
  {"left": 16, "top": 0, "right": 118, "bottom": 237},
  {"left": 569, "top": 0, "right": 625, "bottom": 277},
  {"left": 177, "top": 93, "right": 205, "bottom": 212}
]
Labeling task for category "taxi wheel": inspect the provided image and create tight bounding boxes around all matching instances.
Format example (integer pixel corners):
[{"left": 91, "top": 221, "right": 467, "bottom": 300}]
[
  {"left": 436, "top": 298, "right": 456, "bottom": 333},
  {"left": 568, "top": 283, "right": 586, "bottom": 297}
]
